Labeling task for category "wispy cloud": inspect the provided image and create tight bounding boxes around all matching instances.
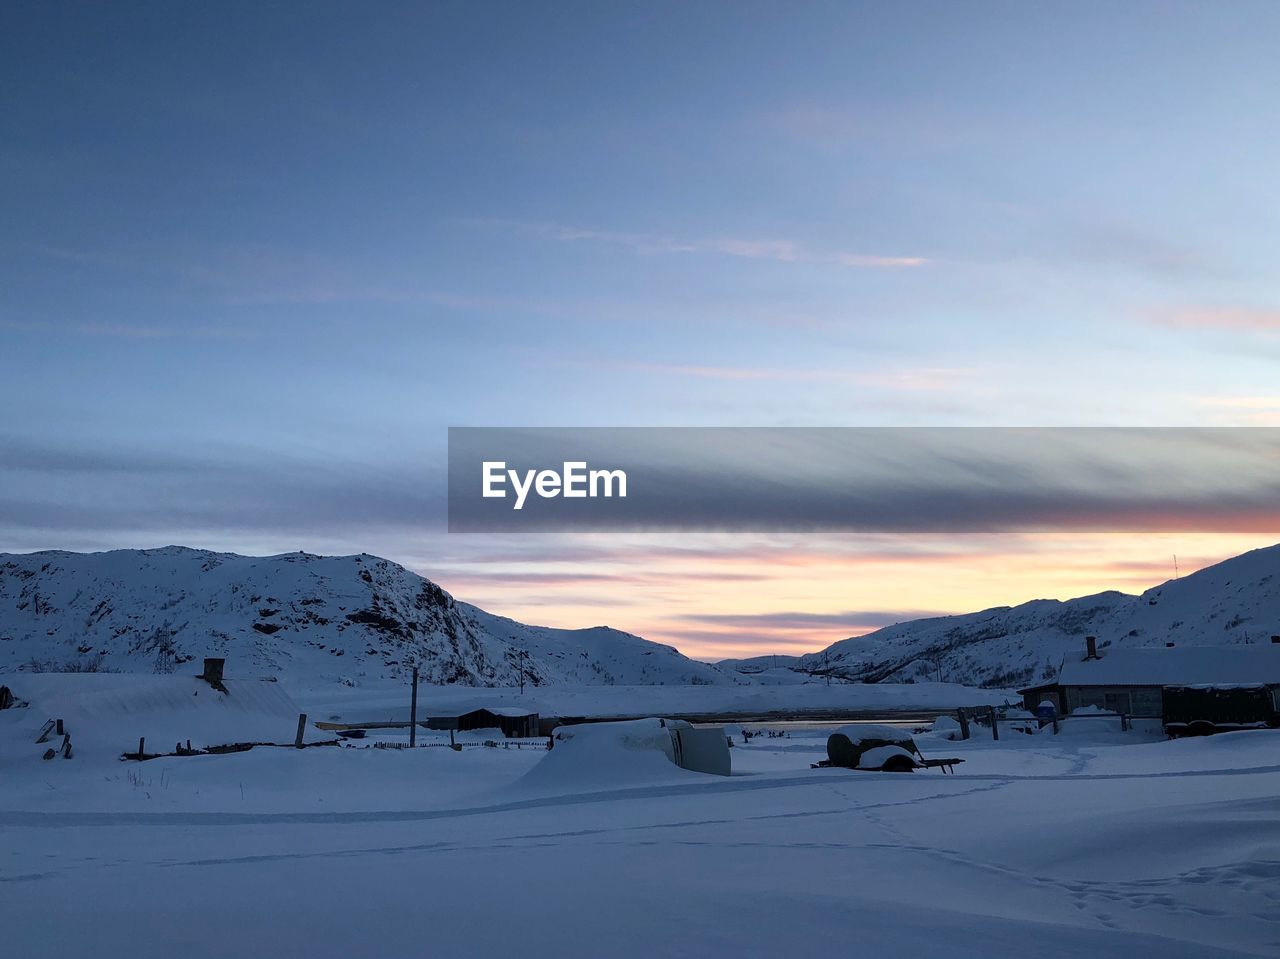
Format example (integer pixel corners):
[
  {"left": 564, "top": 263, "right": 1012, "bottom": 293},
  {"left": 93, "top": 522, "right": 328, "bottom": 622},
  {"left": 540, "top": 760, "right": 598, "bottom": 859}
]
[
  {"left": 464, "top": 219, "right": 927, "bottom": 269},
  {"left": 683, "top": 609, "right": 943, "bottom": 632},
  {"left": 1059, "top": 221, "right": 1213, "bottom": 277},
  {"left": 1, "top": 319, "right": 257, "bottom": 340},
  {"left": 438, "top": 568, "right": 769, "bottom": 592},
  {"left": 1195, "top": 394, "right": 1280, "bottom": 426},
  {"left": 756, "top": 102, "right": 986, "bottom": 153},
  {"left": 581, "top": 361, "right": 976, "bottom": 389},
  {"left": 662, "top": 628, "right": 832, "bottom": 657},
  {"left": 1152, "top": 307, "right": 1280, "bottom": 333}
]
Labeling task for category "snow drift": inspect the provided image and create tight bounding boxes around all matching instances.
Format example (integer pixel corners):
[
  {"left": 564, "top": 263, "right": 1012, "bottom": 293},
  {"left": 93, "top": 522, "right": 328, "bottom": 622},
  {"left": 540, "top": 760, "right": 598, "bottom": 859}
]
[
  {"left": 3, "top": 672, "right": 328, "bottom": 759},
  {"left": 519, "top": 719, "right": 713, "bottom": 791}
]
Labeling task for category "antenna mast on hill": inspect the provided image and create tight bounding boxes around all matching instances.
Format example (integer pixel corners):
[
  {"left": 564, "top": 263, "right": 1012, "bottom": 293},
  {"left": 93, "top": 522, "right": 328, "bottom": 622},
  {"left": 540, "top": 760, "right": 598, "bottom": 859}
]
[{"left": 1173, "top": 554, "right": 1179, "bottom": 580}]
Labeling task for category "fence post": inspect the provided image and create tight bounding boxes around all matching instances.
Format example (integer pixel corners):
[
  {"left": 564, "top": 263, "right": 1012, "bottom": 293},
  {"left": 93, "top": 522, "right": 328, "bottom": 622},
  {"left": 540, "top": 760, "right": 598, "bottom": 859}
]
[
  {"left": 956, "top": 708, "right": 970, "bottom": 740},
  {"left": 989, "top": 706, "right": 999, "bottom": 741},
  {"left": 410, "top": 666, "right": 419, "bottom": 748},
  {"left": 294, "top": 713, "right": 307, "bottom": 748}
]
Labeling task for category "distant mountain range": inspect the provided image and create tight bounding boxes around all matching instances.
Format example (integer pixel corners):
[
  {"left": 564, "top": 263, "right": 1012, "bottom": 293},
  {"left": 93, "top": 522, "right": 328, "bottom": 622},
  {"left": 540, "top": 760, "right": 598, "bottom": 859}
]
[
  {"left": 5, "top": 544, "right": 1278, "bottom": 691},
  {"left": 0, "top": 547, "right": 734, "bottom": 687},
  {"left": 788, "top": 544, "right": 1280, "bottom": 688},
  {"left": 713, "top": 654, "right": 801, "bottom": 673}
]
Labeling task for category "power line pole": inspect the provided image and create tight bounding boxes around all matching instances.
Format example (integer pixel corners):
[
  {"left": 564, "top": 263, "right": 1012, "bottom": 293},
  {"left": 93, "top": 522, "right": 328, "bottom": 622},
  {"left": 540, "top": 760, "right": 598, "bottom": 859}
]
[
  {"left": 518, "top": 650, "right": 526, "bottom": 695},
  {"left": 409, "top": 665, "right": 419, "bottom": 748}
]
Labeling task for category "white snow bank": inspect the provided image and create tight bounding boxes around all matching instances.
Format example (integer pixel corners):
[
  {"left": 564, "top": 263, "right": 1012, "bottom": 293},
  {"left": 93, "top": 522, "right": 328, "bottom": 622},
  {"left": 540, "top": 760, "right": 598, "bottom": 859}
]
[
  {"left": 927, "top": 715, "right": 962, "bottom": 740},
  {"left": 449, "top": 727, "right": 505, "bottom": 742},
  {"left": 516, "top": 719, "right": 703, "bottom": 793},
  {"left": 4, "top": 673, "right": 325, "bottom": 756},
  {"left": 1036, "top": 716, "right": 1162, "bottom": 741}
]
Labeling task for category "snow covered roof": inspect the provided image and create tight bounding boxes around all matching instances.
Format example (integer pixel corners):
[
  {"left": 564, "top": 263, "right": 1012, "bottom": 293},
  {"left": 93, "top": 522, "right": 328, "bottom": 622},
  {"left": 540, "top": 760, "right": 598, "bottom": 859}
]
[
  {"left": 435, "top": 705, "right": 538, "bottom": 718},
  {"left": 1056, "top": 645, "right": 1280, "bottom": 687},
  {"left": 476, "top": 706, "right": 538, "bottom": 717}
]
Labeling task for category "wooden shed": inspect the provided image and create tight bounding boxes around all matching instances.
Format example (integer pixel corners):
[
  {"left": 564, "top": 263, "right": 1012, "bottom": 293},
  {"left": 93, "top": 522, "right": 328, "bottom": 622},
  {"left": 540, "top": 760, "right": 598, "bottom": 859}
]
[
  {"left": 1020, "top": 638, "right": 1280, "bottom": 719},
  {"left": 452, "top": 707, "right": 540, "bottom": 738}
]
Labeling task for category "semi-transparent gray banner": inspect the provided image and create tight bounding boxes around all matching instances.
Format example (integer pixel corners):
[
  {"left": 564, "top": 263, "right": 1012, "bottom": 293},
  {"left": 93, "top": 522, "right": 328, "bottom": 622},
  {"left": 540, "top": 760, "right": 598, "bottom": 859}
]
[{"left": 447, "top": 427, "right": 1280, "bottom": 533}]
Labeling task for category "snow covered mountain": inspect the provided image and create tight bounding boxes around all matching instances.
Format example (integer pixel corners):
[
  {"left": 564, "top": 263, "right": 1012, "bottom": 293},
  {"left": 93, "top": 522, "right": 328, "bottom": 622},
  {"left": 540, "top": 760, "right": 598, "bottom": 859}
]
[
  {"left": 797, "top": 544, "right": 1280, "bottom": 689},
  {"left": 715, "top": 654, "right": 801, "bottom": 673},
  {"left": 0, "top": 547, "right": 734, "bottom": 687}
]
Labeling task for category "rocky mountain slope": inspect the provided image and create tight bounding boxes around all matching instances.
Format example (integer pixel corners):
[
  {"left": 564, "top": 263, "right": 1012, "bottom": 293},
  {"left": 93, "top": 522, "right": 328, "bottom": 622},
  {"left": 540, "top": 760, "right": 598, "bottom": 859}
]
[
  {"left": 0, "top": 548, "right": 734, "bottom": 687},
  {"left": 796, "top": 544, "right": 1280, "bottom": 688}
]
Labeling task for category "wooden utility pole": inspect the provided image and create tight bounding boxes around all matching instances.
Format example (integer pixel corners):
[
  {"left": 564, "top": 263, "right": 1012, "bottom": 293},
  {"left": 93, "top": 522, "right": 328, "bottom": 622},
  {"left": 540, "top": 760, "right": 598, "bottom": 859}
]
[
  {"left": 294, "top": 713, "right": 308, "bottom": 748},
  {"left": 409, "top": 666, "right": 419, "bottom": 747},
  {"left": 519, "top": 650, "right": 526, "bottom": 695},
  {"left": 988, "top": 705, "right": 999, "bottom": 741}
]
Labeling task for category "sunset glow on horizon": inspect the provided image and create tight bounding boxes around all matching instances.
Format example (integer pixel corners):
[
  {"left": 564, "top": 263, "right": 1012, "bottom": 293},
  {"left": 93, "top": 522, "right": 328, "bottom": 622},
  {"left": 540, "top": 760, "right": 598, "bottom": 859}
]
[{"left": 422, "top": 531, "right": 1280, "bottom": 661}]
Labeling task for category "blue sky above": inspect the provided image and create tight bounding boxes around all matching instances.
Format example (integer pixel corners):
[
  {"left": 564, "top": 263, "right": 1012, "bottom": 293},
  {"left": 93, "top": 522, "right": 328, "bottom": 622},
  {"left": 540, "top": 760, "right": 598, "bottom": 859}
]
[{"left": 3, "top": 3, "right": 1280, "bottom": 656}]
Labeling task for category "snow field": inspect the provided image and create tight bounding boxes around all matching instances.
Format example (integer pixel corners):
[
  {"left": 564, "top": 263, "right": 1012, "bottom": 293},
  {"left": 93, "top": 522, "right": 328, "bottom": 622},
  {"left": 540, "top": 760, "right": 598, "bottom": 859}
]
[{"left": 3, "top": 693, "right": 1278, "bottom": 958}]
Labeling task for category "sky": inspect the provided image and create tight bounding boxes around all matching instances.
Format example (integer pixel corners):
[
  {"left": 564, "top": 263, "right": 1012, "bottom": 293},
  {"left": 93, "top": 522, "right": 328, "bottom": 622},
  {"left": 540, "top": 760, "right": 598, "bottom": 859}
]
[{"left": 3, "top": 2, "right": 1280, "bottom": 660}]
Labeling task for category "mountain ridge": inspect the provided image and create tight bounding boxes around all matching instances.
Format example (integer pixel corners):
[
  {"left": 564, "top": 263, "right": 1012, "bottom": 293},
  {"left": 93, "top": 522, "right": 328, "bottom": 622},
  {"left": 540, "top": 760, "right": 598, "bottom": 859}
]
[
  {"left": 0, "top": 546, "right": 735, "bottom": 687},
  {"left": 794, "top": 544, "right": 1280, "bottom": 688}
]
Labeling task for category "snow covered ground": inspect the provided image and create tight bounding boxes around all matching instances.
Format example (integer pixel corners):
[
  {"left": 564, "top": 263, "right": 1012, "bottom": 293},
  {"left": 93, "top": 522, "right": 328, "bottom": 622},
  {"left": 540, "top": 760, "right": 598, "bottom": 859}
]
[{"left": 3, "top": 685, "right": 1278, "bottom": 958}]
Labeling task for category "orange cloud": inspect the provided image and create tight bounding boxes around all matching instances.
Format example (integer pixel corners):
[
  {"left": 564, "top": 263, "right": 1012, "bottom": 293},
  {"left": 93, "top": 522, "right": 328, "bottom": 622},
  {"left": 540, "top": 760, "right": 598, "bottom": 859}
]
[{"left": 425, "top": 532, "right": 1278, "bottom": 661}]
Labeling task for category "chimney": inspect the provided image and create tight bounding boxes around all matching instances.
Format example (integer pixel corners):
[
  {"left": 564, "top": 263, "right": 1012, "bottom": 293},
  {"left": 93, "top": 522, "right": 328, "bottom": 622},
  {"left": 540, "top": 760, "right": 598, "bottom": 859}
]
[
  {"left": 1085, "top": 636, "right": 1098, "bottom": 660},
  {"left": 201, "top": 657, "right": 225, "bottom": 683},
  {"left": 199, "top": 657, "right": 227, "bottom": 693}
]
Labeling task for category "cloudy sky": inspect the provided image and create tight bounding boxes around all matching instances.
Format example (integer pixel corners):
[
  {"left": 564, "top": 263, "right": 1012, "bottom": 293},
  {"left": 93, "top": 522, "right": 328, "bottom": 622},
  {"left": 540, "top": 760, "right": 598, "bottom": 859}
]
[{"left": 4, "top": 2, "right": 1280, "bottom": 659}]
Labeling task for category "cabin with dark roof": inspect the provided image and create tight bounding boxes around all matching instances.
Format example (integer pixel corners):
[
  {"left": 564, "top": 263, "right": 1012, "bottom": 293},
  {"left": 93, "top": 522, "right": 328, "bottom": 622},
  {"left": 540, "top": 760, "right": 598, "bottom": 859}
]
[
  {"left": 426, "top": 706, "right": 540, "bottom": 738},
  {"left": 1019, "top": 635, "right": 1280, "bottom": 719}
]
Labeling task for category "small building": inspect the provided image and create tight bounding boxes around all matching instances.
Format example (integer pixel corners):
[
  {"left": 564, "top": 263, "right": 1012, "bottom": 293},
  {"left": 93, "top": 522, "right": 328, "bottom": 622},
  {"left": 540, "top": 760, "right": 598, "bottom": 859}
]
[
  {"left": 428, "top": 707, "right": 540, "bottom": 738},
  {"left": 1020, "top": 637, "right": 1280, "bottom": 719}
]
